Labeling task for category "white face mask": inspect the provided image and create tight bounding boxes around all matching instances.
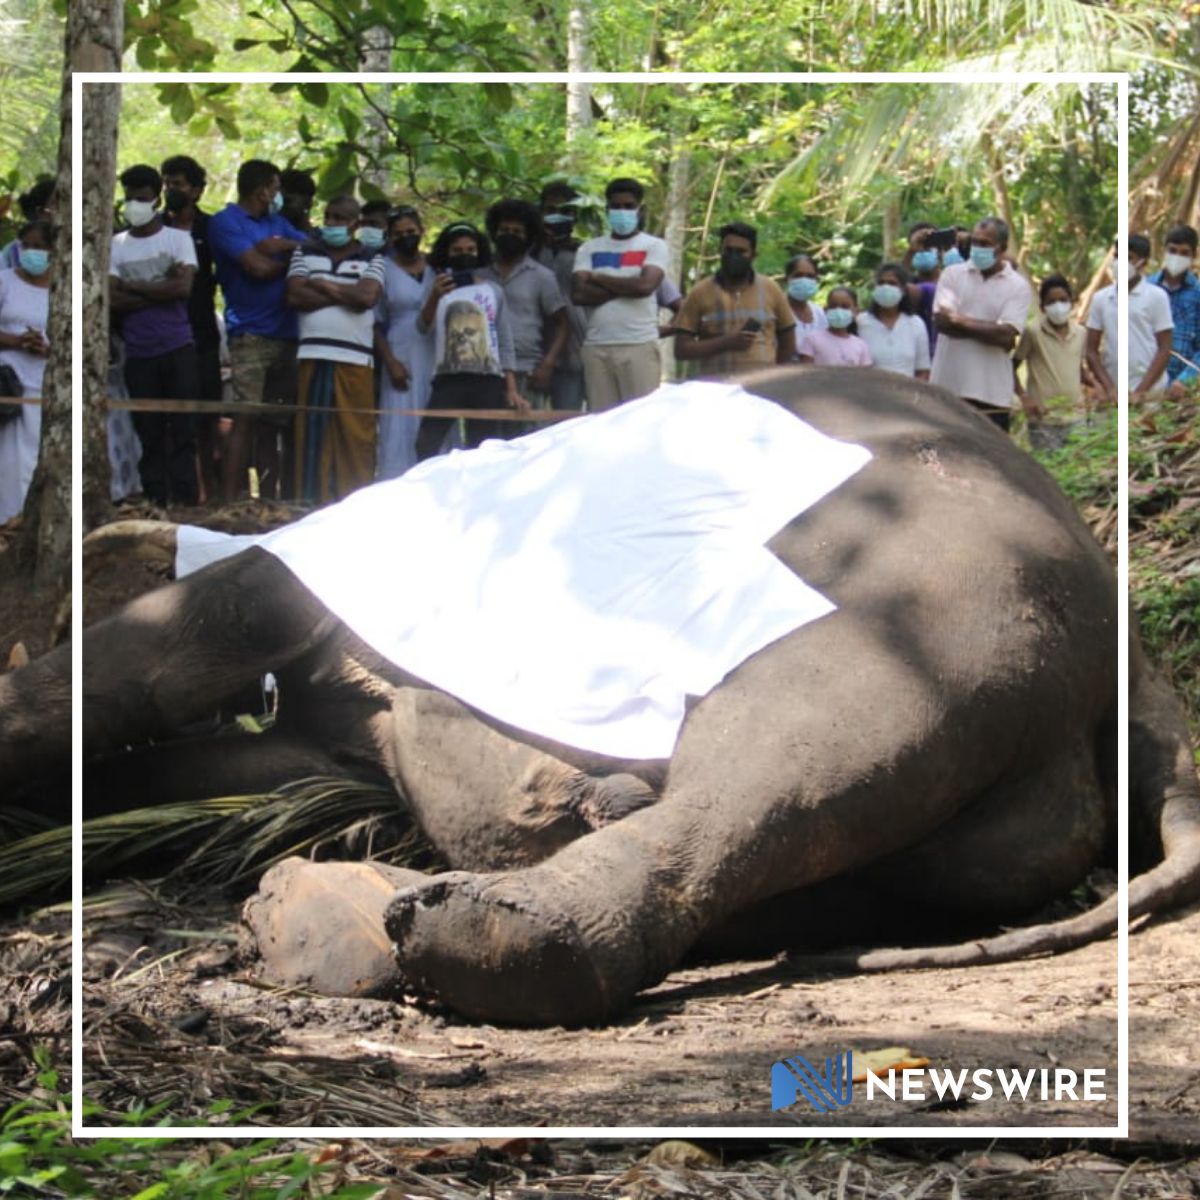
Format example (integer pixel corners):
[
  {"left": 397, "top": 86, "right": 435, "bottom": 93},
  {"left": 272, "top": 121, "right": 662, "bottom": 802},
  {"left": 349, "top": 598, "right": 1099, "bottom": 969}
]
[
  {"left": 1044, "top": 301, "right": 1071, "bottom": 326},
  {"left": 1164, "top": 252, "right": 1192, "bottom": 277},
  {"left": 1125, "top": 259, "right": 1141, "bottom": 283},
  {"left": 123, "top": 199, "right": 158, "bottom": 228}
]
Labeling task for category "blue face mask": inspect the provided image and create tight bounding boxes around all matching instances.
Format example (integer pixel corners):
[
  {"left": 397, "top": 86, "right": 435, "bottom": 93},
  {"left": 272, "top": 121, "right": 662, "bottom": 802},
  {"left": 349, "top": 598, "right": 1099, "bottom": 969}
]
[
  {"left": 969, "top": 245, "right": 996, "bottom": 271},
  {"left": 322, "top": 225, "right": 352, "bottom": 248},
  {"left": 607, "top": 208, "right": 639, "bottom": 236},
  {"left": 19, "top": 248, "right": 50, "bottom": 276},
  {"left": 826, "top": 307, "right": 854, "bottom": 330},
  {"left": 357, "top": 227, "right": 386, "bottom": 250},
  {"left": 873, "top": 283, "right": 903, "bottom": 309},
  {"left": 912, "top": 249, "right": 939, "bottom": 272},
  {"left": 788, "top": 277, "right": 819, "bottom": 302},
  {"left": 942, "top": 247, "right": 964, "bottom": 267}
]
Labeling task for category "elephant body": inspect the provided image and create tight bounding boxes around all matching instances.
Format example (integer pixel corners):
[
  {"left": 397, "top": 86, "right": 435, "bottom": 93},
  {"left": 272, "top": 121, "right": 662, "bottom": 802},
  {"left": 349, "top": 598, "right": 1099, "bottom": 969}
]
[{"left": 4, "top": 368, "right": 1197, "bottom": 1026}]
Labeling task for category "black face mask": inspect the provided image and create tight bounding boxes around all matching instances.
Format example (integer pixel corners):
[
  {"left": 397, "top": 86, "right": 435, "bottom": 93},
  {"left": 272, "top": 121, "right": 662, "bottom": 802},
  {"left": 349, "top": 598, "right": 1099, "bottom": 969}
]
[
  {"left": 495, "top": 232, "right": 527, "bottom": 259},
  {"left": 543, "top": 214, "right": 575, "bottom": 239},
  {"left": 394, "top": 233, "right": 421, "bottom": 257},
  {"left": 447, "top": 253, "right": 479, "bottom": 272},
  {"left": 721, "top": 249, "right": 752, "bottom": 280},
  {"left": 164, "top": 188, "right": 191, "bottom": 213}
]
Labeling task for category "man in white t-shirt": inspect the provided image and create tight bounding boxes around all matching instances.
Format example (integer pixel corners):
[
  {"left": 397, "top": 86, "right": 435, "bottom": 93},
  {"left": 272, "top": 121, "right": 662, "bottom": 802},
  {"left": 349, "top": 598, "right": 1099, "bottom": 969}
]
[
  {"left": 1086, "top": 235, "right": 1174, "bottom": 401},
  {"left": 571, "top": 178, "right": 670, "bottom": 411},
  {"left": 285, "top": 194, "right": 385, "bottom": 504},
  {"left": 109, "top": 163, "right": 200, "bottom": 505}
]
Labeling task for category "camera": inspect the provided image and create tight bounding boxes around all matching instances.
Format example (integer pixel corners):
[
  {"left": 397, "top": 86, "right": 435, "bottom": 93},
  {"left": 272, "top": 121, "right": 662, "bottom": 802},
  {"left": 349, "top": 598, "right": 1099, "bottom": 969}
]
[{"left": 924, "top": 227, "right": 959, "bottom": 252}]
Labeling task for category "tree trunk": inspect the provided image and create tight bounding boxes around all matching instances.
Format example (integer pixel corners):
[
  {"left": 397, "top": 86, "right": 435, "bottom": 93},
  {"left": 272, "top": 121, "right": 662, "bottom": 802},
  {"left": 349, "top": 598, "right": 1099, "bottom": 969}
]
[
  {"left": 565, "top": 0, "right": 591, "bottom": 170},
  {"left": 359, "top": 26, "right": 393, "bottom": 196},
  {"left": 660, "top": 129, "right": 690, "bottom": 383},
  {"left": 882, "top": 194, "right": 901, "bottom": 262},
  {"left": 19, "top": 0, "right": 121, "bottom": 591},
  {"left": 982, "top": 130, "right": 1021, "bottom": 266}
]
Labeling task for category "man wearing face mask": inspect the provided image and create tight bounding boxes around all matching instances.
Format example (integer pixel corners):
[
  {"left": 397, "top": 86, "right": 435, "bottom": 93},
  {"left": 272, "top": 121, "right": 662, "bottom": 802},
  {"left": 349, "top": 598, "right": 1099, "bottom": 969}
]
[
  {"left": 286, "top": 194, "right": 386, "bottom": 504},
  {"left": 357, "top": 201, "right": 391, "bottom": 255},
  {"left": 483, "top": 198, "right": 567, "bottom": 415},
  {"left": 571, "top": 177, "right": 670, "bottom": 411},
  {"left": 1086, "top": 235, "right": 1174, "bottom": 403},
  {"left": 160, "top": 154, "right": 224, "bottom": 502},
  {"left": 208, "top": 159, "right": 306, "bottom": 501},
  {"left": 108, "top": 163, "right": 200, "bottom": 506},
  {"left": 673, "top": 222, "right": 795, "bottom": 376},
  {"left": 929, "top": 216, "right": 1032, "bottom": 432},
  {"left": 1148, "top": 224, "right": 1199, "bottom": 397},
  {"left": 279, "top": 169, "right": 318, "bottom": 236},
  {"left": 536, "top": 181, "right": 589, "bottom": 411}
]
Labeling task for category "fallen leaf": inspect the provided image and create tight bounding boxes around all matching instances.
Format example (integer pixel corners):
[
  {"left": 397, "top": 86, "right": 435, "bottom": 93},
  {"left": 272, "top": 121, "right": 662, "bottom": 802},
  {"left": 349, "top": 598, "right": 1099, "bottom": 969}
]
[
  {"left": 641, "top": 1140, "right": 720, "bottom": 1170},
  {"left": 393, "top": 1137, "right": 533, "bottom": 1161},
  {"left": 851, "top": 1046, "right": 931, "bottom": 1081}
]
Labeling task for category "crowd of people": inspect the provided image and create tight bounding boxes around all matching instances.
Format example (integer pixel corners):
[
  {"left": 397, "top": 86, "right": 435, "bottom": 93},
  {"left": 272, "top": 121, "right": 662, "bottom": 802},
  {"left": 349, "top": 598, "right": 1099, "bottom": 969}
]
[{"left": 1, "top": 158, "right": 1198, "bottom": 522}]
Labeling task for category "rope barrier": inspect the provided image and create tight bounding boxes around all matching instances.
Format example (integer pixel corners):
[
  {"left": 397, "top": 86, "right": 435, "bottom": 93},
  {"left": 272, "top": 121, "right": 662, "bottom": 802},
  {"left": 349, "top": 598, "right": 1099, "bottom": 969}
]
[{"left": 4, "top": 396, "right": 583, "bottom": 421}]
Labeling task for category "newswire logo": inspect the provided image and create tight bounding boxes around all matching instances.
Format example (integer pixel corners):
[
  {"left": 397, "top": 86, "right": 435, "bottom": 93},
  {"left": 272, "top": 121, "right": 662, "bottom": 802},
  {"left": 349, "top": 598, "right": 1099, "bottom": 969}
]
[{"left": 771, "top": 1051, "right": 1108, "bottom": 1113}]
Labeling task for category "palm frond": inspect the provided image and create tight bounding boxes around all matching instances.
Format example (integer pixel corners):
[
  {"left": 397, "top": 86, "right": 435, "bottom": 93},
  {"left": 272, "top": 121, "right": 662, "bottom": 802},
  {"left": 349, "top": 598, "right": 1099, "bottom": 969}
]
[{"left": 0, "top": 777, "right": 435, "bottom": 910}]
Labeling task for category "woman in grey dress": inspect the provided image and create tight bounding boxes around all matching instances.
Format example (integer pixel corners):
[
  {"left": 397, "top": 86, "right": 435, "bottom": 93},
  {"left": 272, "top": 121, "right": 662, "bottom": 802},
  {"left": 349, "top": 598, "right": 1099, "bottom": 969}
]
[{"left": 374, "top": 206, "right": 436, "bottom": 478}]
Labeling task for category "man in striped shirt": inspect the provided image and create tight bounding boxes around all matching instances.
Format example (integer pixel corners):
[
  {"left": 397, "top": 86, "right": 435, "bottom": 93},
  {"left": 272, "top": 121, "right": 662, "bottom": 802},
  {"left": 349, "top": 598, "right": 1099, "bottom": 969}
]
[{"left": 286, "top": 195, "right": 385, "bottom": 504}]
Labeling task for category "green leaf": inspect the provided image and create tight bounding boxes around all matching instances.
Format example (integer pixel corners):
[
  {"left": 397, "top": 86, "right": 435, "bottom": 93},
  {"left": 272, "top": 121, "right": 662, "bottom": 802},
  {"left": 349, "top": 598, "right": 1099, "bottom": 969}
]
[
  {"left": 134, "top": 36, "right": 159, "bottom": 69},
  {"left": 482, "top": 82, "right": 513, "bottom": 112},
  {"left": 300, "top": 82, "right": 330, "bottom": 108},
  {"left": 169, "top": 87, "right": 195, "bottom": 125},
  {"left": 128, "top": 1184, "right": 169, "bottom": 1200}
]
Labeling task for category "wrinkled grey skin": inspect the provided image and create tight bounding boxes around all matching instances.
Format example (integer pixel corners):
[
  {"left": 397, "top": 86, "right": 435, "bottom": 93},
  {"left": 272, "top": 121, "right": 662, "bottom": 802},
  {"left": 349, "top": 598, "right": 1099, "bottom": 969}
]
[{"left": 3, "top": 368, "right": 1198, "bottom": 1026}]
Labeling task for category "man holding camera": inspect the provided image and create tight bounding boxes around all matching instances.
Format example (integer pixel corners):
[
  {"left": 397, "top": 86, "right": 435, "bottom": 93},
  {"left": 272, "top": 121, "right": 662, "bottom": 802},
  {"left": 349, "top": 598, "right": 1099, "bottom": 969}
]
[
  {"left": 929, "top": 216, "right": 1033, "bottom": 432},
  {"left": 673, "top": 222, "right": 796, "bottom": 376}
]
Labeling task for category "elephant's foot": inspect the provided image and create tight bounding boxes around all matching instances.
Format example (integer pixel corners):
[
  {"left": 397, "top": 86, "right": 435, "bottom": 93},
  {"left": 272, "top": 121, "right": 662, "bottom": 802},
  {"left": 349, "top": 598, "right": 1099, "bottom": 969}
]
[
  {"left": 384, "top": 870, "right": 621, "bottom": 1026},
  {"left": 243, "top": 858, "right": 430, "bottom": 998}
]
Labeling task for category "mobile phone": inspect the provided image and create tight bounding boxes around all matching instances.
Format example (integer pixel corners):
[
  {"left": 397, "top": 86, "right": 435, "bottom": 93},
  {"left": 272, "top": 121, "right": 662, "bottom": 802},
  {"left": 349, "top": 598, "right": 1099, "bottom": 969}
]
[
  {"left": 741, "top": 317, "right": 762, "bottom": 334},
  {"left": 926, "top": 227, "right": 959, "bottom": 251},
  {"left": 451, "top": 270, "right": 475, "bottom": 289}
]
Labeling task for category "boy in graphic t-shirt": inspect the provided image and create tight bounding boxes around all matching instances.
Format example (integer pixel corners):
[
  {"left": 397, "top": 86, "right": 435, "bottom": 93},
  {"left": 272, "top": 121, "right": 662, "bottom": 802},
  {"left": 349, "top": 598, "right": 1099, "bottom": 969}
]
[
  {"left": 571, "top": 178, "right": 670, "bottom": 411},
  {"left": 109, "top": 163, "right": 199, "bottom": 505}
]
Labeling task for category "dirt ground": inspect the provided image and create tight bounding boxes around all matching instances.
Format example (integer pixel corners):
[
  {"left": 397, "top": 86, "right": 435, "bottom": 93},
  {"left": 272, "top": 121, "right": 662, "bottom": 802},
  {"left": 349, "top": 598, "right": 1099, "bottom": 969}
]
[{"left": 65, "top": 875, "right": 1196, "bottom": 1139}]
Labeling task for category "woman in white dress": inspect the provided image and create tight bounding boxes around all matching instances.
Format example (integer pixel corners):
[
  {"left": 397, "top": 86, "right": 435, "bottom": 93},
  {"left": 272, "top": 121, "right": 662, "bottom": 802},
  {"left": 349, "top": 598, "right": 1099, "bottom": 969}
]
[
  {"left": 374, "top": 206, "right": 436, "bottom": 479},
  {"left": 0, "top": 220, "right": 53, "bottom": 524},
  {"left": 855, "top": 262, "right": 932, "bottom": 380},
  {"left": 784, "top": 253, "right": 828, "bottom": 356}
]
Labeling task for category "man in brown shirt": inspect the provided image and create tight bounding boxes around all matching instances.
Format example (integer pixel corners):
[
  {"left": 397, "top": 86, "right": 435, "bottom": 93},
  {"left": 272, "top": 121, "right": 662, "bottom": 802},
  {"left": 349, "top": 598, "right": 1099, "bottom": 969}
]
[{"left": 674, "top": 222, "right": 796, "bottom": 375}]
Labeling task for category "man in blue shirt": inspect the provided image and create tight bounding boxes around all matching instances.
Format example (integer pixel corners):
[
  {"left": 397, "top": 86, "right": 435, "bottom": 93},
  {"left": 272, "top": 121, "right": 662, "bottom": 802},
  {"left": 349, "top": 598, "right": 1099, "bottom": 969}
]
[
  {"left": 208, "top": 159, "right": 305, "bottom": 501},
  {"left": 1148, "top": 223, "right": 1199, "bottom": 396}
]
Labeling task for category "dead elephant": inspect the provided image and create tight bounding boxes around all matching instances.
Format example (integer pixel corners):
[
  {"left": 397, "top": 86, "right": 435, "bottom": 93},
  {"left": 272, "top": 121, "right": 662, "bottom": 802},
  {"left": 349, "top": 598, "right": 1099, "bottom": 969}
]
[{"left": 3, "top": 367, "right": 1198, "bottom": 1027}]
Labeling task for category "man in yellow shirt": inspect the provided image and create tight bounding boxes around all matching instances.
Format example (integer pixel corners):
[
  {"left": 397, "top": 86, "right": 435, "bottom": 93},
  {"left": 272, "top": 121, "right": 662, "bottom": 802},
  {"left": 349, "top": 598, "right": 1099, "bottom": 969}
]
[{"left": 674, "top": 223, "right": 796, "bottom": 375}]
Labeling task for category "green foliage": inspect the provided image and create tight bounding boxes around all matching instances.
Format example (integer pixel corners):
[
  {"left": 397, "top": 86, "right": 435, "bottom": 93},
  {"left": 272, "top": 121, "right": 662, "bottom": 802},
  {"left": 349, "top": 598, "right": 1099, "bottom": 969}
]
[
  {"left": 1129, "top": 389, "right": 1200, "bottom": 726},
  {"left": 118, "top": 78, "right": 1121, "bottom": 301},
  {"left": 1028, "top": 407, "right": 1118, "bottom": 508},
  {"left": 0, "top": 1048, "right": 382, "bottom": 1198},
  {"left": 0, "top": 0, "right": 62, "bottom": 187}
]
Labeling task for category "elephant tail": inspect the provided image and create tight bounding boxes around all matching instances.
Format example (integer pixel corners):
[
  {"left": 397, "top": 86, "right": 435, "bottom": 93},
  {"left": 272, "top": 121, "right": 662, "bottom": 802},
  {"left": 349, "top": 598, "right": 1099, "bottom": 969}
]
[{"left": 804, "top": 731, "right": 1200, "bottom": 973}]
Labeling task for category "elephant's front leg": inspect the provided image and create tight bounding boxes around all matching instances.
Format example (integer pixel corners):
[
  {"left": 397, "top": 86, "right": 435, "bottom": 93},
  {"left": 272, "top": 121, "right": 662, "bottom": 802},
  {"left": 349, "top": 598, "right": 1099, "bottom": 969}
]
[{"left": 383, "top": 638, "right": 1004, "bottom": 1026}]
